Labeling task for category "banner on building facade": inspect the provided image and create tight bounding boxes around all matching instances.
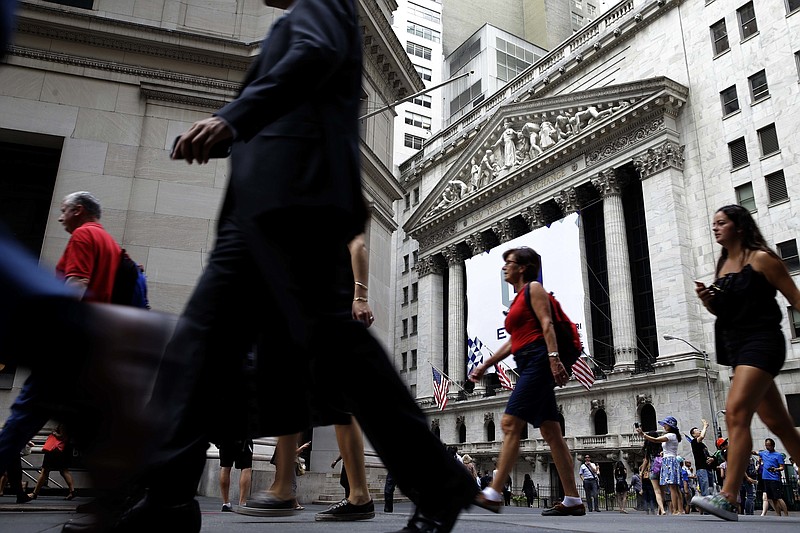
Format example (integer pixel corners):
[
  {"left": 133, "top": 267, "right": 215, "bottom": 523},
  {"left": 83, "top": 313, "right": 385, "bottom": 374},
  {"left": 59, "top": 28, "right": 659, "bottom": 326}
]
[{"left": 465, "top": 212, "right": 589, "bottom": 372}]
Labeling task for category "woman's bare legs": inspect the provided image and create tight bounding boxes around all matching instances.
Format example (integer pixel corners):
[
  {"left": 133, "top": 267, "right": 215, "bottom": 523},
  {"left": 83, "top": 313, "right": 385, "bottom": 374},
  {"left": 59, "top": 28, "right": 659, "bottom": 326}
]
[
  {"left": 651, "top": 478, "right": 665, "bottom": 514},
  {"left": 488, "top": 414, "right": 524, "bottom": 495}
]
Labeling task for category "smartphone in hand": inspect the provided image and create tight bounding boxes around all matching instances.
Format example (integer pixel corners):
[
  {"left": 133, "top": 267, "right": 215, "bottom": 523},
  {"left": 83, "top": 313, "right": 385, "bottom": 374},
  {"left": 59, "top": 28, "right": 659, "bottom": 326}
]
[{"left": 171, "top": 135, "right": 232, "bottom": 159}]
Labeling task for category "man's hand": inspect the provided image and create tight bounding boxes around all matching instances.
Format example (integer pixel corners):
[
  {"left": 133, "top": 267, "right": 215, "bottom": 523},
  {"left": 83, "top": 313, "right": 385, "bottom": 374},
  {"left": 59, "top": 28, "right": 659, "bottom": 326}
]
[
  {"left": 171, "top": 116, "right": 233, "bottom": 165},
  {"left": 469, "top": 364, "right": 486, "bottom": 383}
]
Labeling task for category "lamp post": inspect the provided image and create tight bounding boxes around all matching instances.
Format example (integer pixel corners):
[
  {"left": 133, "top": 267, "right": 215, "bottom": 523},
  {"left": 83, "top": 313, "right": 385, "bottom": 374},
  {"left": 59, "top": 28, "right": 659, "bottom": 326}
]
[{"left": 663, "top": 334, "right": 719, "bottom": 439}]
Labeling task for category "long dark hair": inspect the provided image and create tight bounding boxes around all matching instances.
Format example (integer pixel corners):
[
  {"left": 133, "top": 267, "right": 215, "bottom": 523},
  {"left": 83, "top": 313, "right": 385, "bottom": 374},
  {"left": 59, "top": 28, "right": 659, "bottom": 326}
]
[
  {"left": 642, "top": 431, "right": 662, "bottom": 458},
  {"left": 503, "top": 246, "right": 541, "bottom": 282},
  {"left": 715, "top": 205, "right": 778, "bottom": 276}
]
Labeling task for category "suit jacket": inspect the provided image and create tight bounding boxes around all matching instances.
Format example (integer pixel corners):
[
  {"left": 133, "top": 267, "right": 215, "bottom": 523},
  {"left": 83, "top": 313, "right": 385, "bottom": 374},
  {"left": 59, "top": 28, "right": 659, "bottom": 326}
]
[{"left": 216, "top": 0, "right": 366, "bottom": 240}]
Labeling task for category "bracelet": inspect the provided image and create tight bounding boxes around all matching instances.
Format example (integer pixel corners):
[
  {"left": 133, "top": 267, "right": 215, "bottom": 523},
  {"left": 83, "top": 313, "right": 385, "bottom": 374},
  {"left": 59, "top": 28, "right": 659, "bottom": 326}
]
[
  {"left": 547, "top": 352, "right": 560, "bottom": 358},
  {"left": 353, "top": 297, "right": 368, "bottom": 302},
  {"left": 354, "top": 281, "right": 368, "bottom": 290}
]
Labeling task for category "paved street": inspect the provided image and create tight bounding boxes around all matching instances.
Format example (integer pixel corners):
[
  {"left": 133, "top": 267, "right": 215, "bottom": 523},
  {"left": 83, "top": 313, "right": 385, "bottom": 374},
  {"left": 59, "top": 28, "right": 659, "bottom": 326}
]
[{"left": 3, "top": 496, "right": 800, "bottom": 533}]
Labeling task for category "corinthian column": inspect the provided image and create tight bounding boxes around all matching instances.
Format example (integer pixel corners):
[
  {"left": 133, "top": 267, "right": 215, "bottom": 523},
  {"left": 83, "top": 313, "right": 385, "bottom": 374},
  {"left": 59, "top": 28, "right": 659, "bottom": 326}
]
[
  {"left": 443, "top": 244, "right": 467, "bottom": 387},
  {"left": 415, "top": 255, "right": 445, "bottom": 403},
  {"left": 591, "top": 169, "right": 637, "bottom": 369}
]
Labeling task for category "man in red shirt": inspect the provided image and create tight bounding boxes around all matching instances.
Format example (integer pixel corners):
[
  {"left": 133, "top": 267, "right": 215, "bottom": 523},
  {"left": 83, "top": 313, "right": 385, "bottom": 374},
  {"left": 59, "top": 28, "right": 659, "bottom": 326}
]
[{"left": 56, "top": 191, "right": 120, "bottom": 302}]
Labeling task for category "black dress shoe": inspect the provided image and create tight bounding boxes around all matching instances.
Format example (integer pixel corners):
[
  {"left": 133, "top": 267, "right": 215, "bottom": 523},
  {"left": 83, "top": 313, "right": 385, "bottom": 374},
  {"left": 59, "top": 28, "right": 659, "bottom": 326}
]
[
  {"left": 62, "top": 493, "right": 201, "bottom": 533},
  {"left": 385, "top": 504, "right": 463, "bottom": 533}
]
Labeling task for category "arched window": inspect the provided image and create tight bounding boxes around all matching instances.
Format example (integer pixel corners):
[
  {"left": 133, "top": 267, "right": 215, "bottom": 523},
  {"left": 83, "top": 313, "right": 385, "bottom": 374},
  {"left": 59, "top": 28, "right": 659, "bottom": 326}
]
[
  {"left": 640, "top": 404, "right": 657, "bottom": 432},
  {"left": 594, "top": 409, "right": 608, "bottom": 435},
  {"left": 458, "top": 423, "right": 467, "bottom": 444},
  {"left": 486, "top": 420, "right": 495, "bottom": 442}
]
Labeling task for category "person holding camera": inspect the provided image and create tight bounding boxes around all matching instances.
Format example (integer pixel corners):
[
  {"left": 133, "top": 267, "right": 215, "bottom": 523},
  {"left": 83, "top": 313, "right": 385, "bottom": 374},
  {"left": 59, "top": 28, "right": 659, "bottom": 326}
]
[{"left": 755, "top": 438, "right": 788, "bottom": 516}]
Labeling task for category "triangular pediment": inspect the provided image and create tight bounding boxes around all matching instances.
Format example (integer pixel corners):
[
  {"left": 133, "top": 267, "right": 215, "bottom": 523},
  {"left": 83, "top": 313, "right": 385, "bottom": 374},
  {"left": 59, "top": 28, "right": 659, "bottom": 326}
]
[{"left": 406, "top": 77, "right": 688, "bottom": 234}]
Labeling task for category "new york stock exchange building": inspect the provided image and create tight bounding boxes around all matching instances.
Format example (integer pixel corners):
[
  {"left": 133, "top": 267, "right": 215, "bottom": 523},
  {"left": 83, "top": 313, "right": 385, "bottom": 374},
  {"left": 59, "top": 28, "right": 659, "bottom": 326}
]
[{"left": 394, "top": 0, "right": 800, "bottom": 493}]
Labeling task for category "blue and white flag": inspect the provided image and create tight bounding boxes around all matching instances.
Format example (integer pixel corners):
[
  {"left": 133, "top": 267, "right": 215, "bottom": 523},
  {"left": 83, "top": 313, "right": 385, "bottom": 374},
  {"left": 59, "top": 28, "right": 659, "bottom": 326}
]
[{"left": 467, "top": 336, "right": 486, "bottom": 376}]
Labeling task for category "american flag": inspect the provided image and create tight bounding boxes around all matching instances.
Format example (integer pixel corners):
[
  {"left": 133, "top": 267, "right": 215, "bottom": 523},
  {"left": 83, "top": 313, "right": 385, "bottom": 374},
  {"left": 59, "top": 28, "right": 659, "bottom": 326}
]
[
  {"left": 467, "top": 337, "right": 485, "bottom": 376},
  {"left": 571, "top": 355, "right": 595, "bottom": 391},
  {"left": 432, "top": 367, "right": 450, "bottom": 410},
  {"left": 495, "top": 363, "right": 514, "bottom": 391}
]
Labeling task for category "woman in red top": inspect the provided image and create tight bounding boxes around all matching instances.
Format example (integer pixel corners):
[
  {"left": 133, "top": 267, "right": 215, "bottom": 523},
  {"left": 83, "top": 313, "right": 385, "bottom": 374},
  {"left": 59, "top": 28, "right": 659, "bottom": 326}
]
[{"left": 470, "top": 246, "right": 584, "bottom": 516}]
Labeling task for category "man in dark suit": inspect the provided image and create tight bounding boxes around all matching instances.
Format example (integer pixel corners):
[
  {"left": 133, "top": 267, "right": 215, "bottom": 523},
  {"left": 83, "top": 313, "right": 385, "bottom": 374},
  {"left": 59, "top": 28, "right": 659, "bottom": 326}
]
[{"left": 80, "top": 1, "right": 476, "bottom": 532}]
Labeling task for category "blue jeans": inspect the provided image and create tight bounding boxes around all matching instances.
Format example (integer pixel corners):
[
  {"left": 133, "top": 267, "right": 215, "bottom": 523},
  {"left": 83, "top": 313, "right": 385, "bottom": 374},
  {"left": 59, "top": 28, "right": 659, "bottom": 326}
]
[
  {"left": 696, "top": 469, "right": 712, "bottom": 496},
  {"left": 740, "top": 481, "right": 755, "bottom": 515},
  {"left": 583, "top": 480, "right": 599, "bottom": 511},
  {"left": 0, "top": 377, "right": 50, "bottom": 474}
]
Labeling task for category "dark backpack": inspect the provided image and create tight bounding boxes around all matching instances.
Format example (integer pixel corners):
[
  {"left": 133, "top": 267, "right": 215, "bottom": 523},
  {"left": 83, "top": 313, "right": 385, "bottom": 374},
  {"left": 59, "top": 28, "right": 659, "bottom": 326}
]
[
  {"left": 524, "top": 284, "right": 582, "bottom": 372},
  {"left": 111, "top": 249, "right": 150, "bottom": 309}
]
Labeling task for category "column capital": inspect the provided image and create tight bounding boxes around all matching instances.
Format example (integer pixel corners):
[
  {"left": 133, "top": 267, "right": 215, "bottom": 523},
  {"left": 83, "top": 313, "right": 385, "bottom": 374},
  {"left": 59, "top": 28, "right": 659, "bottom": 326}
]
[
  {"left": 633, "top": 140, "right": 685, "bottom": 180},
  {"left": 442, "top": 243, "right": 468, "bottom": 265},
  {"left": 553, "top": 186, "right": 580, "bottom": 215},
  {"left": 591, "top": 169, "right": 626, "bottom": 198},
  {"left": 521, "top": 203, "right": 545, "bottom": 230},
  {"left": 415, "top": 254, "right": 445, "bottom": 277},
  {"left": 491, "top": 218, "right": 514, "bottom": 244},
  {"left": 465, "top": 231, "right": 488, "bottom": 256}
]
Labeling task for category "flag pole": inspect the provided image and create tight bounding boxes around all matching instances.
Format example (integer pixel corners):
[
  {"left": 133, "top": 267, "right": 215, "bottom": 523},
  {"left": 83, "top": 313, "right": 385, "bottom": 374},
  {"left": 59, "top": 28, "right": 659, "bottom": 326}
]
[{"left": 428, "top": 360, "right": 474, "bottom": 395}]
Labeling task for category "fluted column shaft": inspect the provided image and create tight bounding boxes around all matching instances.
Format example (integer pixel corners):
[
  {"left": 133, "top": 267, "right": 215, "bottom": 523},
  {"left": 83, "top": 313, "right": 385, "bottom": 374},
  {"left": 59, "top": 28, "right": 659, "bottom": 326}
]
[
  {"left": 593, "top": 170, "right": 637, "bottom": 368},
  {"left": 444, "top": 246, "right": 466, "bottom": 387},
  {"left": 415, "top": 256, "right": 445, "bottom": 402}
]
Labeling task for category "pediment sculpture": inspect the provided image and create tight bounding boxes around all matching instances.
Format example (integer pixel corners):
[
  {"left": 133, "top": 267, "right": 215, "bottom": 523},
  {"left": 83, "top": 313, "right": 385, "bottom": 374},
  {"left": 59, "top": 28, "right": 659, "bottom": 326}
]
[{"left": 425, "top": 101, "right": 630, "bottom": 219}]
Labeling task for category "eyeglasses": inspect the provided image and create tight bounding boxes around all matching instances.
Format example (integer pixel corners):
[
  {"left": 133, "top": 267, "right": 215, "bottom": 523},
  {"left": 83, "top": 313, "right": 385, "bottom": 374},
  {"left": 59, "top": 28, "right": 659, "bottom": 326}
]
[{"left": 504, "top": 260, "right": 520, "bottom": 266}]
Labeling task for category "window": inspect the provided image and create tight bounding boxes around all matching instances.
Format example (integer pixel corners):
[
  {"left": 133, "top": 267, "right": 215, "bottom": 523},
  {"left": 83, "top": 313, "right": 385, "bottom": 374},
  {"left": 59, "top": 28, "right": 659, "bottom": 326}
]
[
  {"left": 412, "top": 93, "right": 432, "bottom": 108},
  {"left": 720, "top": 85, "right": 739, "bottom": 116},
  {"left": 403, "top": 133, "right": 425, "bottom": 150},
  {"left": 402, "top": 319, "right": 408, "bottom": 337},
  {"left": 574, "top": 0, "right": 582, "bottom": 9},
  {"left": 777, "top": 240, "right": 800, "bottom": 272},
  {"left": 406, "top": 41, "right": 432, "bottom": 60},
  {"left": 402, "top": 286, "right": 409, "bottom": 305},
  {"left": 411, "top": 282, "right": 418, "bottom": 301},
  {"left": 407, "top": 22, "right": 441, "bottom": 43},
  {"left": 404, "top": 133, "right": 424, "bottom": 150},
  {"left": 411, "top": 349, "right": 418, "bottom": 369},
  {"left": 797, "top": 50, "right": 800, "bottom": 80},
  {"left": 405, "top": 111, "right": 431, "bottom": 130},
  {"left": 765, "top": 170, "right": 788, "bottom": 204},
  {"left": 412, "top": 250, "right": 419, "bottom": 265},
  {"left": 789, "top": 308, "right": 800, "bottom": 339},
  {"left": 411, "top": 315, "right": 418, "bottom": 335},
  {"left": 571, "top": 12, "right": 584, "bottom": 25},
  {"left": 735, "top": 182, "right": 756, "bottom": 212},
  {"left": 413, "top": 188, "right": 420, "bottom": 205},
  {"left": 410, "top": 384, "right": 416, "bottom": 398},
  {"left": 737, "top": 2, "right": 758, "bottom": 40},
  {"left": 728, "top": 137, "right": 748, "bottom": 169},
  {"left": 749, "top": 70, "right": 769, "bottom": 102},
  {"left": 404, "top": 192, "right": 411, "bottom": 210},
  {"left": 789, "top": 0, "right": 800, "bottom": 14},
  {"left": 407, "top": 2, "right": 441, "bottom": 24},
  {"left": 486, "top": 420, "right": 495, "bottom": 442},
  {"left": 414, "top": 65, "right": 432, "bottom": 82},
  {"left": 44, "top": 0, "right": 93, "bottom": 7},
  {"left": 710, "top": 19, "right": 729, "bottom": 56},
  {"left": 587, "top": 4, "right": 596, "bottom": 16},
  {"left": 757, "top": 124, "right": 779, "bottom": 156},
  {"left": 401, "top": 352, "right": 408, "bottom": 371},
  {"left": 403, "top": 255, "right": 409, "bottom": 273}
]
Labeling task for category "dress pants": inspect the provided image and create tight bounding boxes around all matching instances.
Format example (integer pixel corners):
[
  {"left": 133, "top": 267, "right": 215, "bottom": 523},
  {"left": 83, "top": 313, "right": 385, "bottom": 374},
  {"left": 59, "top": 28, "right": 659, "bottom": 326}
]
[
  {"left": 143, "top": 214, "right": 478, "bottom": 516},
  {"left": 584, "top": 479, "right": 600, "bottom": 511}
]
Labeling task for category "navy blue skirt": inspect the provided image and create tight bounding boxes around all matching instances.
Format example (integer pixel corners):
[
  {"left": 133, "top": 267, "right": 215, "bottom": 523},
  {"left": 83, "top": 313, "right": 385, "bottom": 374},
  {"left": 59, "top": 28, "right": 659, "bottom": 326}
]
[{"left": 504, "top": 341, "right": 559, "bottom": 428}]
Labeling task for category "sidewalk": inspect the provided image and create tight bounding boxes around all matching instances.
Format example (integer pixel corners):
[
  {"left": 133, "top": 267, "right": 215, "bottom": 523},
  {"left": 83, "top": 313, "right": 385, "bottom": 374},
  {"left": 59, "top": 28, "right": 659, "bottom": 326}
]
[{"left": 3, "top": 495, "right": 800, "bottom": 533}]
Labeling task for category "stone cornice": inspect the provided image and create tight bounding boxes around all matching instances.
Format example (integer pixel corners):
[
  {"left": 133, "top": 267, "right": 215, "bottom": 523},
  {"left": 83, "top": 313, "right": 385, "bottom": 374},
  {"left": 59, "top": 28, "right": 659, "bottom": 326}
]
[
  {"left": 16, "top": 3, "right": 257, "bottom": 70},
  {"left": 9, "top": 45, "right": 241, "bottom": 92},
  {"left": 359, "top": 139, "right": 404, "bottom": 201},
  {"left": 358, "top": 0, "right": 423, "bottom": 101}
]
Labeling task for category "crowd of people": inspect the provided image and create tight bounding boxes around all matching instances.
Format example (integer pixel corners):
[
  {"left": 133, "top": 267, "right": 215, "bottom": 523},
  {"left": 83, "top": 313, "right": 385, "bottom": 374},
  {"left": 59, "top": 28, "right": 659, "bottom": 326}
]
[{"left": 2, "top": 1, "right": 800, "bottom": 531}]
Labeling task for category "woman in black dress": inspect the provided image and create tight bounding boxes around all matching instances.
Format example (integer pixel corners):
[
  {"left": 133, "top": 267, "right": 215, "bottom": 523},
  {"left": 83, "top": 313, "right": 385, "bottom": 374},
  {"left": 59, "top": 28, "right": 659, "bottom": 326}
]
[{"left": 692, "top": 205, "right": 800, "bottom": 520}]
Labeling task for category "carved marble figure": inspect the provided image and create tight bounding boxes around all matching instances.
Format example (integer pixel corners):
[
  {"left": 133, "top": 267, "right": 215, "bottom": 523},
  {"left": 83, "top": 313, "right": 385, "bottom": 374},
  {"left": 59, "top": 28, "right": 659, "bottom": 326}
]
[
  {"left": 469, "top": 158, "right": 480, "bottom": 191},
  {"left": 539, "top": 121, "right": 557, "bottom": 150},
  {"left": 492, "top": 119, "right": 518, "bottom": 169},
  {"left": 521, "top": 122, "right": 543, "bottom": 159},
  {"left": 479, "top": 149, "right": 500, "bottom": 186}
]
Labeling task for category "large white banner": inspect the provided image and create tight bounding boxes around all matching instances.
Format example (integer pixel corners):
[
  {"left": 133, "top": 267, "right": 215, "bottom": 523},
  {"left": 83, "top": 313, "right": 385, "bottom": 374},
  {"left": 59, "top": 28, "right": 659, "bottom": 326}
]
[{"left": 465, "top": 212, "right": 588, "bottom": 372}]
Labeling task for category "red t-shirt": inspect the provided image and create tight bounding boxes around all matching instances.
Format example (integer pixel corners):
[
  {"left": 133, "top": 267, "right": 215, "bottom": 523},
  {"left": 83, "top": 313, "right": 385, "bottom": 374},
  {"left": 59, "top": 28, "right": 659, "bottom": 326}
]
[
  {"left": 504, "top": 283, "right": 544, "bottom": 353},
  {"left": 56, "top": 222, "right": 120, "bottom": 303}
]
